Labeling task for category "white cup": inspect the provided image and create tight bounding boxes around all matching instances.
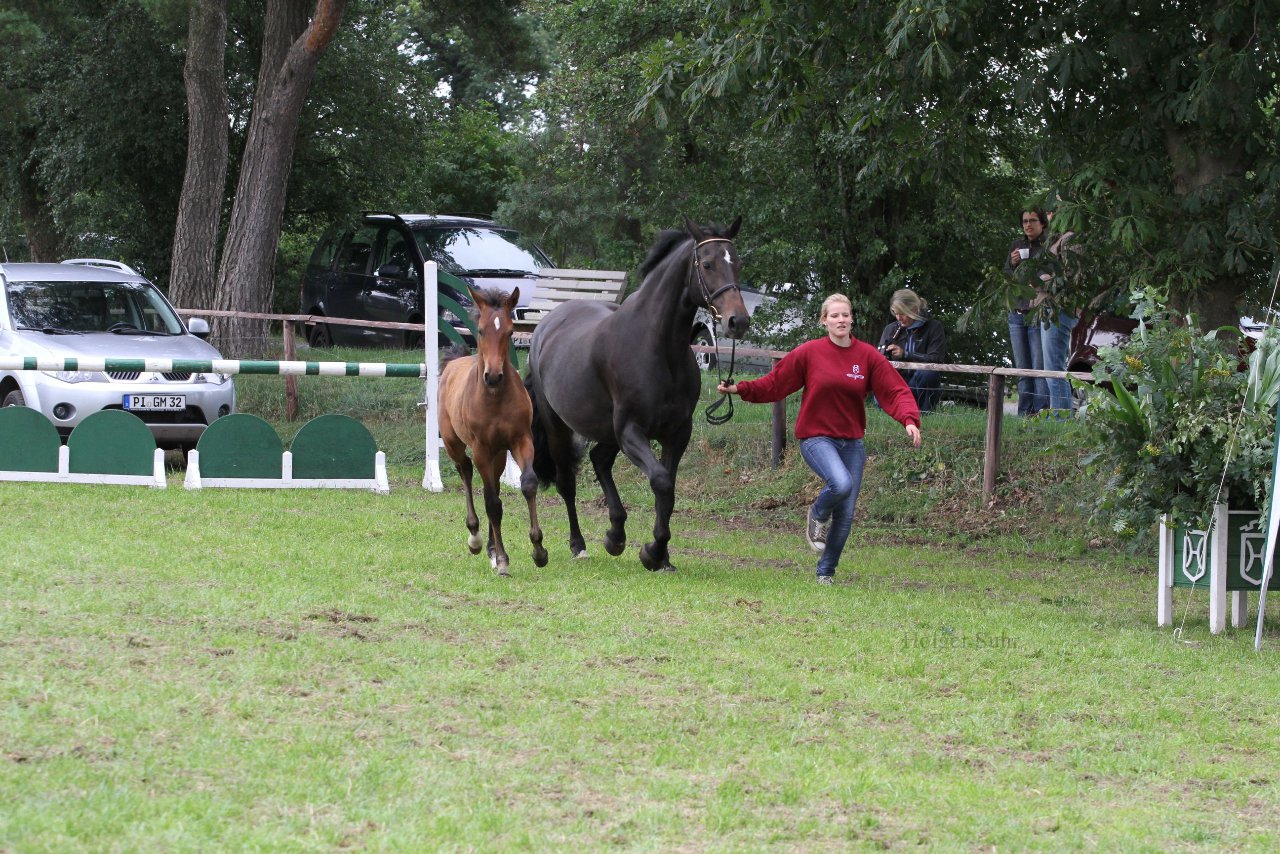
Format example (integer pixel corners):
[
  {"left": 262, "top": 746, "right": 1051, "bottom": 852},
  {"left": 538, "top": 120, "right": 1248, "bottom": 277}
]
[{"left": 1018, "top": 248, "right": 1030, "bottom": 260}]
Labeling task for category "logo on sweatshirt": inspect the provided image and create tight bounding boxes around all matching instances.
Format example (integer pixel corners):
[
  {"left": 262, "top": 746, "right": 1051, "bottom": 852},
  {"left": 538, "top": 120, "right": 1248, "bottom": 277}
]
[{"left": 847, "top": 364, "right": 865, "bottom": 381}]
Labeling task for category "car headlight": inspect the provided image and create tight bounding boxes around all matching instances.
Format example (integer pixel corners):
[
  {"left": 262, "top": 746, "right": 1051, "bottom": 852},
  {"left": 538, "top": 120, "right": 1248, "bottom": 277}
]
[
  {"left": 187, "top": 372, "right": 232, "bottom": 385},
  {"left": 41, "top": 370, "right": 107, "bottom": 383}
]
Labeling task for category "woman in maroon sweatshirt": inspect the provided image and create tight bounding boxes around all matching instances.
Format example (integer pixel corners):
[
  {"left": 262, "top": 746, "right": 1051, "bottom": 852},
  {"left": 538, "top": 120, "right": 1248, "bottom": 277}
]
[{"left": 718, "top": 294, "right": 922, "bottom": 584}]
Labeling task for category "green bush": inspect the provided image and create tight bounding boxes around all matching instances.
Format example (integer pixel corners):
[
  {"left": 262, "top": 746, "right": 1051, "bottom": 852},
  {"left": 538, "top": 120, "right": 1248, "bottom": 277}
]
[{"left": 1078, "top": 293, "right": 1280, "bottom": 539}]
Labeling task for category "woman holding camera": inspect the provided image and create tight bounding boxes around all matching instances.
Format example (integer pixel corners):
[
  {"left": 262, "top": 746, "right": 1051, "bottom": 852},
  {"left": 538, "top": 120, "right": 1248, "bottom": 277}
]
[
  {"left": 877, "top": 289, "right": 946, "bottom": 413},
  {"left": 717, "top": 294, "right": 922, "bottom": 585}
]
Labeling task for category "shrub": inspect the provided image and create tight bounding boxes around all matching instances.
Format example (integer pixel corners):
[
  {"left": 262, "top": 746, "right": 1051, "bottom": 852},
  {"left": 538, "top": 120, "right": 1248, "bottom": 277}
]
[{"left": 1078, "top": 293, "right": 1280, "bottom": 540}]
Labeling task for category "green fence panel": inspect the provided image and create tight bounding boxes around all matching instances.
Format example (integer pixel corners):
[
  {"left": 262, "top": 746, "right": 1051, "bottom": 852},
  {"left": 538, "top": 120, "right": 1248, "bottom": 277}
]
[
  {"left": 0, "top": 407, "right": 61, "bottom": 473},
  {"left": 437, "top": 276, "right": 476, "bottom": 349},
  {"left": 66, "top": 410, "right": 156, "bottom": 476},
  {"left": 290, "top": 414, "right": 377, "bottom": 480},
  {"left": 196, "top": 414, "right": 284, "bottom": 479}
]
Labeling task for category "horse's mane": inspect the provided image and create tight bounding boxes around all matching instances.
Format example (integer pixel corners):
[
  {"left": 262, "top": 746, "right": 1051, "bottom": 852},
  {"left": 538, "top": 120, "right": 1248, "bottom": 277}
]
[
  {"left": 637, "top": 229, "right": 688, "bottom": 281},
  {"left": 470, "top": 287, "right": 511, "bottom": 312},
  {"left": 636, "top": 222, "right": 735, "bottom": 283},
  {"left": 464, "top": 286, "right": 515, "bottom": 325}
]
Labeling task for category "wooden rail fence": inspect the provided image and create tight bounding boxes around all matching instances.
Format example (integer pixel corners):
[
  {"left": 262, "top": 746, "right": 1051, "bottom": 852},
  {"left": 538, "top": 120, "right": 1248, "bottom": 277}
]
[{"left": 175, "top": 309, "right": 1090, "bottom": 506}]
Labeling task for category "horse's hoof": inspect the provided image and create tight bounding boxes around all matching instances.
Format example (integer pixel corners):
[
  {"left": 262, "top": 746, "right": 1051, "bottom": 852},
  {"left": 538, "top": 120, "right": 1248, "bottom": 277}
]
[
  {"left": 639, "top": 544, "right": 662, "bottom": 571},
  {"left": 604, "top": 535, "right": 626, "bottom": 557},
  {"left": 661, "top": 563, "right": 677, "bottom": 572},
  {"left": 497, "top": 566, "right": 510, "bottom": 577},
  {"left": 467, "top": 533, "right": 482, "bottom": 554},
  {"left": 574, "top": 550, "right": 590, "bottom": 560},
  {"left": 533, "top": 549, "right": 549, "bottom": 568}
]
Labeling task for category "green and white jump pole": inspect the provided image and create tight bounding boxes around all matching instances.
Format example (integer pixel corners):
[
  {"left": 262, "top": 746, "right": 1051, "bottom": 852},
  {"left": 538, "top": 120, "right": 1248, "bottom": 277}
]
[
  {"left": 0, "top": 260, "right": 523, "bottom": 493},
  {"left": 0, "top": 356, "right": 426, "bottom": 377}
]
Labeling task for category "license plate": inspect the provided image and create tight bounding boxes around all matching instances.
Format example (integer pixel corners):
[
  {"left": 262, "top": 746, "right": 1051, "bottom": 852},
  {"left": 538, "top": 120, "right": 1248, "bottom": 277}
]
[{"left": 123, "top": 394, "right": 186, "bottom": 412}]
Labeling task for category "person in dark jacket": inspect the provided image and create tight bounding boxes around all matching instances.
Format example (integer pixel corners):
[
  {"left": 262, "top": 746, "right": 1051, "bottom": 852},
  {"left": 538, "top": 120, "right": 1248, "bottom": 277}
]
[{"left": 877, "top": 289, "right": 946, "bottom": 413}]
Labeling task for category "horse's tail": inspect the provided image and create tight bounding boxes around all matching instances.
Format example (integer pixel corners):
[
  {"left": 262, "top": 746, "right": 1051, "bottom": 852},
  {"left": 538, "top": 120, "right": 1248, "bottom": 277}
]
[
  {"left": 525, "top": 375, "right": 557, "bottom": 488},
  {"left": 525, "top": 374, "right": 580, "bottom": 489}
]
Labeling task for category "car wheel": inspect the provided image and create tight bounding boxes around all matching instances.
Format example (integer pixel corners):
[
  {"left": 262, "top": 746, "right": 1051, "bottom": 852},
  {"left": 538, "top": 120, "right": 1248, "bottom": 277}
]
[
  {"left": 693, "top": 327, "right": 716, "bottom": 372},
  {"left": 2, "top": 389, "right": 26, "bottom": 407},
  {"left": 308, "top": 321, "right": 334, "bottom": 348}
]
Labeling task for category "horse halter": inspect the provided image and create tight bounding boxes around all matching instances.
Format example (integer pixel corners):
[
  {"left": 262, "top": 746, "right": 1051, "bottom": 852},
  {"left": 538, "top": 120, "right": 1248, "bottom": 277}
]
[
  {"left": 691, "top": 237, "right": 741, "bottom": 313},
  {"left": 692, "top": 236, "right": 742, "bottom": 427}
]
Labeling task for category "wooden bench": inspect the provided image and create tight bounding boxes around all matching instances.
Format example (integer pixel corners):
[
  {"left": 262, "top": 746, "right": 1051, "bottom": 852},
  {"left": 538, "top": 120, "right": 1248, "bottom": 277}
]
[{"left": 512, "top": 268, "right": 628, "bottom": 344}]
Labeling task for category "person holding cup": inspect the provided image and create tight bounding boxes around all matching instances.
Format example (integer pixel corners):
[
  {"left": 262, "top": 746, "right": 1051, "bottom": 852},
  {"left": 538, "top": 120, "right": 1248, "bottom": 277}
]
[{"left": 1003, "top": 208, "right": 1050, "bottom": 416}]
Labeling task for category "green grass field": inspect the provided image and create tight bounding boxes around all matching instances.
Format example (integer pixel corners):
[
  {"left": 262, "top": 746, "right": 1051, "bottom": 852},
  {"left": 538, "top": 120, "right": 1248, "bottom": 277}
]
[{"left": 3, "top": 351, "right": 1279, "bottom": 850}]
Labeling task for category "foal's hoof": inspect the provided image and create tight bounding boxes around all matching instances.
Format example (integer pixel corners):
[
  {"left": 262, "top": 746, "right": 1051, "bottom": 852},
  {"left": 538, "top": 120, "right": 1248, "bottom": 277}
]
[
  {"left": 467, "top": 532, "right": 482, "bottom": 554},
  {"left": 533, "top": 547, "right": 549, "bottom": 568},
  {"left": 604, "top": 534, "right": 626, "bottom": 557}
]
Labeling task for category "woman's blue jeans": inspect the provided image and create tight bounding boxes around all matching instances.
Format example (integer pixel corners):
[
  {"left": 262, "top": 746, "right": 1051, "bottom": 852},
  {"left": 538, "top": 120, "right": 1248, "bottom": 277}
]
[
  {"left": 1007, "top": 311, "right": 1046, "bottom": 416},
  {"left": 1039, "top": 311, "right": 1079, "bottom": 412},
  {"left": 799, "top": 437, "right": 866, "bottom": 578}
]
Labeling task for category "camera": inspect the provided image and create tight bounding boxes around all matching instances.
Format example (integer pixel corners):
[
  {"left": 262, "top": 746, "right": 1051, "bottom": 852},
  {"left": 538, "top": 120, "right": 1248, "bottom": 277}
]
[{"left": 878, "top": 343, "right": 893, "bottom": 355}]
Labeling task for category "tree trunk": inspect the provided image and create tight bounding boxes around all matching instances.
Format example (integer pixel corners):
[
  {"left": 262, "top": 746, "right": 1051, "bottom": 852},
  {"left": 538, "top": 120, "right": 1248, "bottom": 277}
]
[
  {"left": 1165, "top": 128, "right": 1249, "bottom": 333},
  {"left": 211, "top": 0, "right": 346, "bottom": 357},
  {"left": 169, "top": 0, "right": 229, "bottom": 311},
  {"left": 17, "top": 138, "right": 61, "bottom": 262}
]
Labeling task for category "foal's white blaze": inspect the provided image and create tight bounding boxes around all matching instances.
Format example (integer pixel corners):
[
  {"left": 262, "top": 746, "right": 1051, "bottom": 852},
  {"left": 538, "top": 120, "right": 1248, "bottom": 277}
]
[
  {"left": 493, "top": 316, "right": 500, "bottom": 331},
  {"left": 723, "top": 248, "right": 731, "bottom": 265}
]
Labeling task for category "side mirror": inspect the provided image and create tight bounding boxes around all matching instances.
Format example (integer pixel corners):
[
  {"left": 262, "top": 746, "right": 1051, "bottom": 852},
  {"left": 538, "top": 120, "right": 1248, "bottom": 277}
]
[{"left": 188, "top": 317, "right": 210, "bottom": 339}]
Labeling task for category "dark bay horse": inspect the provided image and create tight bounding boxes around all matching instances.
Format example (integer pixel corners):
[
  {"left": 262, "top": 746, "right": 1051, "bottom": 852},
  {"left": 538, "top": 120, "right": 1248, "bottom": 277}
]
[
  {"left": 525, "top": 216, "right": 750, "bottom": 571},
  {"left": 438, "top": 286, "right": 547, "bottom": 575}
]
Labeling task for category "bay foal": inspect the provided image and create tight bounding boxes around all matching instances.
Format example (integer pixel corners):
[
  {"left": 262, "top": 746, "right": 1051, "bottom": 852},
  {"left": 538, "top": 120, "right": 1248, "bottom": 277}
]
[{"left": 438, "top": 286, "right": 547, "bottom": 575}]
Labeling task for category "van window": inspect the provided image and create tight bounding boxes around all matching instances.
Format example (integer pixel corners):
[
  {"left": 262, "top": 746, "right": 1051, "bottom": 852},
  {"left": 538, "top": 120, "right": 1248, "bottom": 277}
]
[
  {"left": 336, "top": 226, "right": 378, "bottom": 275},
  {"left": 375, "top": 228, "right": 415, "bottom": 278},
  {"left": 308, "top": 228, "right": 343, "bottom": 269}
]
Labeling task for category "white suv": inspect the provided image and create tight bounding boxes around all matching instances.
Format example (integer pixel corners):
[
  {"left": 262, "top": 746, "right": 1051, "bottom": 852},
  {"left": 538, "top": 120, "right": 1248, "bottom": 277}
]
[{"left": 0, "top": 259, "right": 235, "bottom": 448}]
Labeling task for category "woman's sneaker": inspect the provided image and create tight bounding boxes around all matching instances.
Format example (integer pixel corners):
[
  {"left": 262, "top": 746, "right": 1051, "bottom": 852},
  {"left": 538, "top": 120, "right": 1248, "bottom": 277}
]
[
  {"left": 816, "top": 575, "right": 834, "bottom": 585},
  {"left": 806, "top": 506, "right": 830, "bottom": 553}
]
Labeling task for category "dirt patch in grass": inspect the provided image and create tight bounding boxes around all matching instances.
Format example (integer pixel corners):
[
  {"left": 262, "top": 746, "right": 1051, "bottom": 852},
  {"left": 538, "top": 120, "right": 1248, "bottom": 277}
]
[{"left": 307, "top": 608, "right": 378, "bottom": 624}]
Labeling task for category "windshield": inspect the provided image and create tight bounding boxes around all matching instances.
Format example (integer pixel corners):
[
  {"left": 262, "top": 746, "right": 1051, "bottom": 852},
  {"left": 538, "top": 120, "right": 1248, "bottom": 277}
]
[
  {"left": 6, "top": 279, "right": 184, "bottom": 335},
  {"left": 414, "top": 226, "right": 551, "bottom": 276}
]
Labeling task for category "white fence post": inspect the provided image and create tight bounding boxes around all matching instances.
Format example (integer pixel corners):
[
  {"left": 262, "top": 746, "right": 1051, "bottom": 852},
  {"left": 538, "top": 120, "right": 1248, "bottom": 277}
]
[{"left": 423, "top": 261, "right": 444, "bottom": 492}]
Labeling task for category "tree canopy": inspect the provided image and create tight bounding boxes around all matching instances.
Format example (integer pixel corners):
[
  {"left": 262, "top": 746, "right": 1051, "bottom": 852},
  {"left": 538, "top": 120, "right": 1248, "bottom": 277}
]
[
  {"left": 1, "top": 0, "right": 1276, "bottom": 359},
  {"left": 639, "top": 0, "right": 1280, "bottom": 333}
]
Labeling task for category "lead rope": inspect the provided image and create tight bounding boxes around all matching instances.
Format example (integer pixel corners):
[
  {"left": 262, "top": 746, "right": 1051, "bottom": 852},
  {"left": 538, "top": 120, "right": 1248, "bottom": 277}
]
[
  {"left": 692, "top": 235, "right": 741, "bottom": 426},
  {"left": 705, "top": 336, "right": 738, "bottom": 425}
]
